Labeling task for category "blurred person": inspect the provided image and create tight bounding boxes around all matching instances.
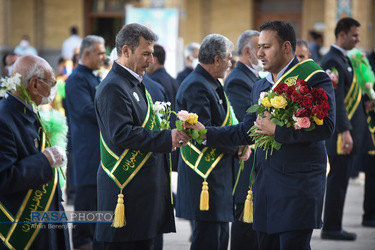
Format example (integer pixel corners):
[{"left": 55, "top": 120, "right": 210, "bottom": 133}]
[
  {"left": 320, "top": 17, "right": 374, "bottom": 241},
  {"left": 14, "top": 35, "right": 38, "bottom": 56},
  {"left": 65, "top": 35, "right": 106, "bottom": 250},
  {"left": 94, "top": 23, "right": 190, "bottom": 250},
  {"left": 0, "top": 54, "right": 69, "bottom": 249},
  {"left": 296, "top": 39, "right": 311, "bottom": 62},
  {"left": 223, "top": 30, "right": 261, "bottom": 250},
  {"left": 3, "top": 52, "right": 18, "bottom": 77},
  {"left": 175, "top": 33, "right": 251, "bottom": 250},
  {"left": 308, "top": 31, "right": 323, "bottom": 63},
  {"left": 176, "top": 42, "right": 200, "bottom": 85},
  {"left": 62, "top": 26, "right": 82, "bottom": 61}
]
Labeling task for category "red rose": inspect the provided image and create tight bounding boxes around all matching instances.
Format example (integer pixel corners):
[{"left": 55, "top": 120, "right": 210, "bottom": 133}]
[
  {"left": 291, "top": 90, "right": 303, "bottom": 102},
  {"left": 285, "top": 86, "right": 295, "bottom": 100},
  {"left": 311, "top": 88, "right": 328, "bottom": 101},
  {"left": 301, "top": 95, "right": 313, "bottom": 109},
  {"left": 295, "top": 108, "right": 311, "bottom": 117},
  {"left": 296, "top": 78, "right": 307, "bottom": 87},
  {"left": 273, "top": 82, "right": 288, "bottom": 95},
  {"left": 299, "top": 85, "right": 310, "bottom": 95}
]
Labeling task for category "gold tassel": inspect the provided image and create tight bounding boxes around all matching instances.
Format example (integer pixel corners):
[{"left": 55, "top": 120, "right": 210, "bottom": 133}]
[
  {"left": 112, "top": 190, "right": 126, "bottom": 228},
  {"left": 200, "top": 180, "right": 209, "bottom": 211},
  {"left": 243, "top": 189, "right": 253, "bottom": 223}
]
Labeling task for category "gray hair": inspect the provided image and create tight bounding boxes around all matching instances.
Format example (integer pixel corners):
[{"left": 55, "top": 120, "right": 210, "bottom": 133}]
[
  {"left": 115, "top": 23, "right": 158, "bottom": 55},
  {"left": 237, "top": 30, "right": 260, "bottom": 56},
  {"left": 79, "top": 35, "right": 105, "bottom": 58},
  {"left": 296, "top": 38, "right": 310, "bottom": 50},
  {"left": 198, "top": 34, "right": 234, "bottom": 64},
  {"left": 184, "top": 42, "right": 200, "bottom": 58},
  {"left": 12, "top": 55, "right": 52, "bottom": 87}
]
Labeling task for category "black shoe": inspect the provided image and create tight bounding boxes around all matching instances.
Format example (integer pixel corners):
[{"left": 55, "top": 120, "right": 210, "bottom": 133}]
[
  {"left": 362, "top": 219, "right": 375, "bottom": 227},
  {"left": 321, "top": 230, "right": 357, "bottom": 241}
]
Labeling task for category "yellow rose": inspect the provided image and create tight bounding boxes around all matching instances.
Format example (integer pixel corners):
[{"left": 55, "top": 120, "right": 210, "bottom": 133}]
[
  {"left": 270, "top": 96, "right": 287, "bottom": 109},
  {"left": 261, "top": 97, "right": 272, "bottom": 107},
  {"left": 186, "top": 112, "right": 198, "bottom": 125},
  {"left": 313, "top": 116, "right": 324, "bottom": 125}
]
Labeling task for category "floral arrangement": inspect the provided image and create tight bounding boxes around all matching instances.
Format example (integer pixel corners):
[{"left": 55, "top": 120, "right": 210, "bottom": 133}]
[
  {"left": 247, "top": 78, "right": 330, "bottom": 156},
  {"left": 153, "top": 101, "right": 173, "bottom": 130},
  {"left": 175, "top": 110, "right": 206, "bottom": 145},
  {"left": 326, "top": 68, "right": 338, "bottom": 89},
  {"left": 348, "top": 48, "right": 375, "bottom": 100}
]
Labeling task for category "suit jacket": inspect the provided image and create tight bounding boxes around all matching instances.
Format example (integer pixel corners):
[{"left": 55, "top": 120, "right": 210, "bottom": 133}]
[
  {"left": 143, "top": 74, "right": 168, "bottom": 103},
  {"left": 321, "top": 46, "right": 373, "bottom": 155},
  {"left": 65, "top": 64, "right": 101, "bottom": 186},
  {"left": 0, "top": 95, "right": 69, "bottom": 250},
  {"left": 368, "top": 51, "right": 375, "bottom": 76},
  {"left": 175, "top": 64, "right": 238, "bottom": 222},
  {"left": 176, "top": 66, "right": 193, "bottom": 85},
  {"left": 94, "top": 62, "right": 175, "bottom": 242},
  {"left": 224, "top": 61, "right": 259, "bottom": 203},
  {"left": 203, "top": 57, "right": 336, "bottom": 234}
]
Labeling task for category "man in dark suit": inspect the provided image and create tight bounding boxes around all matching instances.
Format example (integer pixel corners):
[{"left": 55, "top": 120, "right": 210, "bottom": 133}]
[
  {"left": 175, "top": 33, "right": 251, "bottom": 250},
  {"left": 65, "top": 35, "right": 106, "bottom": 250},
  {"left": 94, "top": 23, "right": 190, "bottom": 250},
  {"left": 320, "top": 17, "right": 374, "bottom": 241},
  {"left": 224, "top": 30, "right": 260, "bottom": 250},
  {"left": 185, "top": 21, "right": 335, "bottom": 250},
  {"left": 0, "top": 55, "right": 69, "bottom": 249},
  {"left": 176, "top": 42, "right": 200, "bottom": 85}
]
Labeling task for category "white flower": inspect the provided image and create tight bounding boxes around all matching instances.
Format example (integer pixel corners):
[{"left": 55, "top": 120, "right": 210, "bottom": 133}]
[
  {"left": 0, "top": 89, "right": 7, "bottom": 98},
  {"left": 153, "top": 101, "right": 165, "bottom": 114}
]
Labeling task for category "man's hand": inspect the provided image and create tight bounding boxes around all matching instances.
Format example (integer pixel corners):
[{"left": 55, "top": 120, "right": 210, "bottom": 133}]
[
  {"left": 254, "top": 111, "right": 276, "bottom": 135},
  {"left": 183, "top": 121, "right": 207, "bottom": 140},
  {"left": 364, "top": 100, "right": 375, "bottom": 112},
  {"left": 341, "top": 130, "right": 353, "bottom": 155},
  {"left": 171, "top": 129, "right": 191, "bottom": 150},
  {"left": 238, "top": 145, "right": 251, "bottom": 161},
  {"left": 43, "top": 146, "right": 67, "bottom": 168}
]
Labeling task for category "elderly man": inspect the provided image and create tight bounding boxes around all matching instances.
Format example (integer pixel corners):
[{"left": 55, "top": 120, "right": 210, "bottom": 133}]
[
  {"left": 65, "top": 35, "right": 106, "bottom": 250},
  {"left": 224, "top": 30, "right": 261, "bottom": 250},
  {"left": 176, "top": 42, "right": 200, "bottom": 85},
  {"left": 295, "top": 39, "right": 312, "bottom": 62},
  {"left": 175, "top": 34, "right": 250, "bottom": 250},
  {"left": 0, "top": 55, "right": 69, "bottom": 249},
  {"left": 94, "top": 23, "right": 190, "bottom": 249}
]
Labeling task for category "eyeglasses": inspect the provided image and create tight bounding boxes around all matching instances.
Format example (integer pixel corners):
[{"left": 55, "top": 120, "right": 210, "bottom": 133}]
[{"left": 38, "top": 77, "right": 57, "bottom": 87}]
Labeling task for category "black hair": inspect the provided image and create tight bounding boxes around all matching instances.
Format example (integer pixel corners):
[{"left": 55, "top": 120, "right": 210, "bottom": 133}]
[
  {"left": 260, "top": 21, "right": 296, "bottom": 52},
  {"left": 334, "top": 17, "right": 360, "bottom": 39}
]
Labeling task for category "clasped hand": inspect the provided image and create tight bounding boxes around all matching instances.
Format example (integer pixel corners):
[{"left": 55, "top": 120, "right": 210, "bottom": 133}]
[
  {"left": 43, "top": 145, "right": 67, "bottom": 168},
  {"left": 171, "top": 129, "right": 191, "bottom": 151},
  {"left": 254, "top": 111, "right": 276, "bottom": 135}
]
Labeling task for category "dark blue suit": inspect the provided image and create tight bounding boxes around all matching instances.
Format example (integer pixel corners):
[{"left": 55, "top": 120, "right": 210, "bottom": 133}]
[
  {"left": 224, "top": 61, "right": 259, "bottom": 250},
  {"left": 0, "top": 95, "right": 70, "bottom": 250},
  {"left": 321, "top": 46, "right": 373, "bottom": 232},
  {"left": 94, "top": 62, "right": 175, "bottom": 243},
  {"left": 143, "top": 74, "right": 168, "bottom": 103},
  {"left": 175, "top": 64, "right": 238, "bottom": 250},
  {"left": 203, "top": 58, "right": 335, "bottom": 248},
  {"left": 176, "top": 66, "right": 193, "bottom": 85},
  {"left": 65, "top": 64, "right": 101, "bottom": 248}
]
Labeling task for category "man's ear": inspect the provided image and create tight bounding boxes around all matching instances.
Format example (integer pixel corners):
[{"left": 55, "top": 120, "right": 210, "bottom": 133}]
[
  {"left": 283, "top": 41, "right": 292, "bottom": 54},
  {"left": 27, "top": 77, "right": 39, "bottom": 95},
  {"left": 214, "top": 55, "right": 221, "bottom": 65},
  {"left": 122, "top": 45, "right": 130, "bottom": 57}
]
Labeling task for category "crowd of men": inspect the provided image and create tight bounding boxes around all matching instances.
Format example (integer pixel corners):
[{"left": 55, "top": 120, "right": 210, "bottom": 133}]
[{"left": 0, "top": 17, "right": 374, "bottom": 250}]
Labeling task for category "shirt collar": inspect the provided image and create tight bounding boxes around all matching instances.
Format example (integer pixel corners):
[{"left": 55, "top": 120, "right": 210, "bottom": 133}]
[
  {"left": 116, "top": 62, "right": 143, "bottom": 83},
  {"left": 331, "top": 44, "right": 347, "bottom": 57},
  {"left": 265, "top": 57, "right": 294, "bottom": 85}
]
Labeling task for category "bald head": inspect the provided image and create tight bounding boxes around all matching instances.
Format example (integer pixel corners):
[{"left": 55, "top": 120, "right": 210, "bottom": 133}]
[{"left": 12, "top": 55, "right": 55, "bottom": 105}]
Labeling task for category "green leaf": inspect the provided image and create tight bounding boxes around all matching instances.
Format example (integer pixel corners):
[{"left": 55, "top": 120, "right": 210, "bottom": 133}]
[
  {"left": 273, "top": 140, "right": 282, "bottom": 150},
  {"left": 247, "top": 104, "right": 260, "bottom": 113},
  {"left": 198, "top": 129, "right": 207, "bottom": 136},
  {"left": 196, "top": 137, "right": 203, "bottom": 144},
  {"left": 175, "top": 120, "right": 183, "bottom": 130},
  {"left": 270, "top": 118, "right": 284, "bottom": 126},
  {"left": 191, "top": 130, "right": 199, "bottom": 140}
]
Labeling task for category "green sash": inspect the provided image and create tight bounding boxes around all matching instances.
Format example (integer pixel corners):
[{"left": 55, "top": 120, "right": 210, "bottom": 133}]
[
  {"left": 272, "top": 59, "right": 324, "bottom": 89},
  {"left": 0, "top": 132, "right": 58, "bottom": 250},
  {"left": 344, "top": 71, "right": 362, "bottom": 120},
  {"left": 180, "top": 94, "right": 237, "bottom": 179},
  {"left": 100, "top": 90, "right": 160, "bottom": 190}
]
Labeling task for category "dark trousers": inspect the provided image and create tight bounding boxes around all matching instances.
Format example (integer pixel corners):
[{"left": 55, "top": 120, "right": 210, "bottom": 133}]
[
  {"left": 230, "top": 203, "right": 258, "bottom": 250},
  {"left": 363, "top": 154, "right": 375, "bottom": 221},
  {"left": 323, "top": 154, "right": 353, "bottom": 231},
  {"left": 73, "top": 185, "right": 98, "bottom": 249},
  {"left": 257, "top": 229, "right": 313, "bottom": 250},
  {"left": 104, "top": 239, "right": 154, "bottom": 250},
  {"left": 191, "top": 220, "right": 229, "bottom": 250}
]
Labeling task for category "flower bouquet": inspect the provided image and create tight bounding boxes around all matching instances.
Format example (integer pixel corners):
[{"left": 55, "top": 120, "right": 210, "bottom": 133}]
[
  {"left": 247, "top": 79, "right": 330, "bottom": 156},
  {"left": 175, "top": 110, "right": 207, "bottom": 144},
  {"left": 326, "top": 68, "right": 338, "bottom": 90}
]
